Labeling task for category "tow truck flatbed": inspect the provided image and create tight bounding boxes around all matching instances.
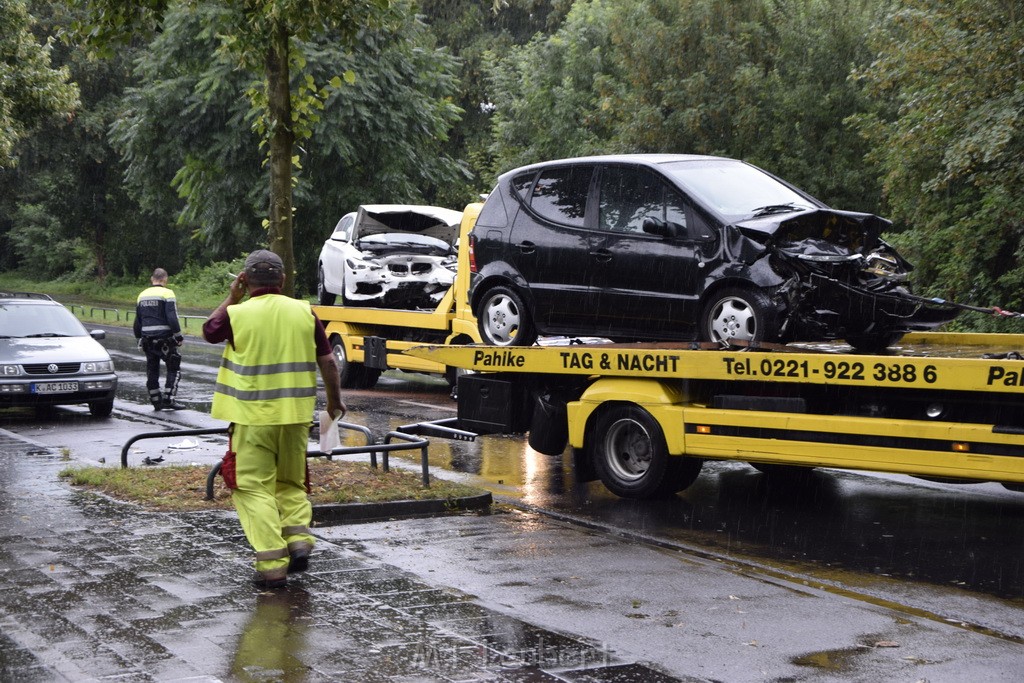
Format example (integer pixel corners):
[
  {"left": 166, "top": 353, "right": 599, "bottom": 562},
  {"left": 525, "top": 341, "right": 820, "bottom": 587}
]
[
  {"left": 402, "top": 332, "right": 1024, "bottom": 499},
  {"left": 406, "top": 332, "right": 1024, "bottom": 391}
]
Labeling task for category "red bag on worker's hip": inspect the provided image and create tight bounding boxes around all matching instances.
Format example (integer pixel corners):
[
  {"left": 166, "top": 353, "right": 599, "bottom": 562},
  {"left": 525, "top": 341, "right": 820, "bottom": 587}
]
[{"left": 220, "top": 450, "right": 237, "bottom": 490}]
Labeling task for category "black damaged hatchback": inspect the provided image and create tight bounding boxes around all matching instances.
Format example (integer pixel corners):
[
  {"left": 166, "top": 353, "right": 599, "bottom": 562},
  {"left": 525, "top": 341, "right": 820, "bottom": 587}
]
[{"left": 468, "top": 154, "right": 958, "bottom": 352}]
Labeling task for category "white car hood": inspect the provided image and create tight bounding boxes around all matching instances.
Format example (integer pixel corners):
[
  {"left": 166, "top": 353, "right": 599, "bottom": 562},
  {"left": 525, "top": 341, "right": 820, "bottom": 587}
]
[
  {"left": 0, "top": 335, "right": 111, "bottom": 365},
  {"left": 355, "top": 205, "right": 463, "bottom": 245}
]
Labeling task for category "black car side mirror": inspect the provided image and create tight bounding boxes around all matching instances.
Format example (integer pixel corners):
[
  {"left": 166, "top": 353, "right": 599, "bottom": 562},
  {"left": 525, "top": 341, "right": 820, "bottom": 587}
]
[{"left": 643, "top": 216, "right": 677, "bottom": 239}]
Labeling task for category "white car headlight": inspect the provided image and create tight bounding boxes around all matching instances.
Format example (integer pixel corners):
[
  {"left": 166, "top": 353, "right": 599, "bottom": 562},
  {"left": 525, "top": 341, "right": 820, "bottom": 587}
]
[
  {"left": 82, "top": 360, "right": 114, "bottom": 373},
  {"left": 0, "top": 364, "right": 22, "bottom": 376},
  {"left": 346, "top": 256, "right": 382, "bottom": 272}
]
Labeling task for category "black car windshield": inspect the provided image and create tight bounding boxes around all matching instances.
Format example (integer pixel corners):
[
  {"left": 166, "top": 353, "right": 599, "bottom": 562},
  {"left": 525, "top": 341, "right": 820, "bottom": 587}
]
[
  {"left": 0, "top": 303, "right": 89, "bottom": 338},
  {"left": 660, "top": 159, "right": 815, "bottom": 221}
]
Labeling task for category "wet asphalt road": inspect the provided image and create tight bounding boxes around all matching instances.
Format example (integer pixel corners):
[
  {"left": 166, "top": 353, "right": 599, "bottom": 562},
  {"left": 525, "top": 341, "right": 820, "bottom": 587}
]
[
  {"left": 1, "top": 324, "right": 1023, "bottom": 680},
  {"left": 99, "top": 325, "right": 1024, "bottom": 602}
]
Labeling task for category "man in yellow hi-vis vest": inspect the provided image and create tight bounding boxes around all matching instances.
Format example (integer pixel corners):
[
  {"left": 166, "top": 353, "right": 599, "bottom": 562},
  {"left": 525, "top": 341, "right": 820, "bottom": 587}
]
[{"left": 203, "top": 250, "right": 345, "bottom": 589}]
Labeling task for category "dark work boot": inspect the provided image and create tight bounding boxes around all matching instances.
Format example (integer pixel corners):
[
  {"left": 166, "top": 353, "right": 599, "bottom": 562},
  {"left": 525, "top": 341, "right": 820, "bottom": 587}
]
[
  {"left": 162, "top": 392, "right": 186, "bottom": 411},
  {"left": 149, "top": 391, "right": 164, "bottom": 411},
  {"left": 288, "top": 541, "right": 313, "bottom": 574}
]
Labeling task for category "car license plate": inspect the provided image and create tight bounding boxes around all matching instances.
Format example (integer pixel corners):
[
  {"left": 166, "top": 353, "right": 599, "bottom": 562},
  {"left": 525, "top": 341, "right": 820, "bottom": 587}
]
[{"left": 32, "top": 381, "right": 79, "bottom": 394}]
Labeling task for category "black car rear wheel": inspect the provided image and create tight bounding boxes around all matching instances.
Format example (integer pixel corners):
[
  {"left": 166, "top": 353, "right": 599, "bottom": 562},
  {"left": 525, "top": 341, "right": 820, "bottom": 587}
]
[
  {"left": 477, "top": 286, "right": 537, "bottom": 346},
  {"left": 701, "top": 287, "right": 779, "bottom": 345}
]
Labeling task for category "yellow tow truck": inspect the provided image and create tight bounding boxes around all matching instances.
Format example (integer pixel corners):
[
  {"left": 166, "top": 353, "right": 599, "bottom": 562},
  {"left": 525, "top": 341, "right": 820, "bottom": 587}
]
[
  {"left": 313, "top": 203, "right": 483, "bottom": 389},
  {"left": 402, "top": 334, "right": 1024, "bottom": 499}
]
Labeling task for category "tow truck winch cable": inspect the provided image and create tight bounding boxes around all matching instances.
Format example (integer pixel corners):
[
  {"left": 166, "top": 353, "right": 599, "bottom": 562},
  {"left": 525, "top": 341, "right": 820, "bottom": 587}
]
[{"left": 902, "top": 292, "right": 1024, "bottom": 319}]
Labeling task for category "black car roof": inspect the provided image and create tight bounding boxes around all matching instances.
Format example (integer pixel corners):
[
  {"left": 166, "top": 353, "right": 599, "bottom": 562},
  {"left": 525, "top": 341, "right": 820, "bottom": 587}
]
[{"left": 497, "top": 153, "right": 731, "bottom": 182}]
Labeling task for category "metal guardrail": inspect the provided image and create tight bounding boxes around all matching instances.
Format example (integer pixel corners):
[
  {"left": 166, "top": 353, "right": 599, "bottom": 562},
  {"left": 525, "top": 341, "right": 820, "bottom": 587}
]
[
  {"left": 90, "top": 306, "right": 121, "bottom": 321},
  {"left": 69, "top": 304, "right": 207, "bottom": 327},
  {"left": 120, "top": 427, "right": 229, "bottom": 468},
  {"left": 116, "top": 422, "right": 435, "bottom": 501}
]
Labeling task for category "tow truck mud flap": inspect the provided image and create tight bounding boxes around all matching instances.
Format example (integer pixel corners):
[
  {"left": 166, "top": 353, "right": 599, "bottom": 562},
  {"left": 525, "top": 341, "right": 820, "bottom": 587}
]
[
  {"left": 364, "top": 336, "right": 388, "bottom": 370},
  {"left": 528, "top": 390, "right": 569, "bottom": 455},
  {"left": 457, "top": 374, "right": 531, "bottom": 434}
]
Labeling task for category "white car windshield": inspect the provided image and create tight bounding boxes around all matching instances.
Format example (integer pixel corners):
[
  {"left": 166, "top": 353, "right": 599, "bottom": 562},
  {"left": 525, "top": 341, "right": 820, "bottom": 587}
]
[
  {"left": 661, "top": 159, "right": 815, "bottom": 221},
  {"left": 0, "top": 304, "right": 88, "bottom": 338}
]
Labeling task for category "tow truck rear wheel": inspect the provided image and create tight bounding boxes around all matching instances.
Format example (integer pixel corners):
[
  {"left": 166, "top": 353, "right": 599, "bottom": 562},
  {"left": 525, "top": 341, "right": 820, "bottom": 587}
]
[
  {"left": 592, "top": 405, "right": 701, "bottom": 498},
  {"left": 331, "top": 334, "right": 368, "bottom": 389}
]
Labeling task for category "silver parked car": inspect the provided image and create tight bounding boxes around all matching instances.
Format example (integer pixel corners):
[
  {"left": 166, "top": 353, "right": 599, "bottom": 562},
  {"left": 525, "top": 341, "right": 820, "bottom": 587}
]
[
  {"left": 317, "top": 204, "right": 463, "bottom": 309},
  {"left": 0, "top": 292, "right": 118, "bottom": 417}
]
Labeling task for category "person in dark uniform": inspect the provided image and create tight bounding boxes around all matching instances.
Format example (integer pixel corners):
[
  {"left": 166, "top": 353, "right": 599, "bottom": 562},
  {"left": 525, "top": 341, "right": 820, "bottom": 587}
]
[{"left": 134, "top": 268, "right": 185, "bottom": 410}]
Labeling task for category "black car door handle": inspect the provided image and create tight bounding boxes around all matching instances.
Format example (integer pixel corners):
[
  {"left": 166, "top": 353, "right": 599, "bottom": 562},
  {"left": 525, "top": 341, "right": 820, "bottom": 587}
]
[
  {"left": 517, "top": 241, "right": 536, "bottom": 254},
  {"left": 589, "top": 249, "right": 612, "bottom": 263}
]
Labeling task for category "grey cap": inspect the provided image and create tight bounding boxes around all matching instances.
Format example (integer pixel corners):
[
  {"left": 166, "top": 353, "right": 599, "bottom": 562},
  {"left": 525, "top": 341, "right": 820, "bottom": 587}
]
[{"left": 244, "top": 249, "right": 283, "bottom": 275}]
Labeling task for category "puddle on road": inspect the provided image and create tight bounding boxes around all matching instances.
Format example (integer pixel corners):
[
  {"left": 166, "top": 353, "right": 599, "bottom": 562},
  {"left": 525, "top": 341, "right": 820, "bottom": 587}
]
[{"left": 792, "top": 646, "right": 866, "bottom": 672}]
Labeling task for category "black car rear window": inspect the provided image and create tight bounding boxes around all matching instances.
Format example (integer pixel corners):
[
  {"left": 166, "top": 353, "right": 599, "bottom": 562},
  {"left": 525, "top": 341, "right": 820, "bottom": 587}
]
[{"left": 530, "top": 166, "right": 592, "bottom": 227}]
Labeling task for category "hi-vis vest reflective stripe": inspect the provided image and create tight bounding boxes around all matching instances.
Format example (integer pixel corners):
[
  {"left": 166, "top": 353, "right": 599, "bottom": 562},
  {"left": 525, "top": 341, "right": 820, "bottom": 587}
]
[{"left": 211, "top": 295, "right": 317, "bottom": 425}]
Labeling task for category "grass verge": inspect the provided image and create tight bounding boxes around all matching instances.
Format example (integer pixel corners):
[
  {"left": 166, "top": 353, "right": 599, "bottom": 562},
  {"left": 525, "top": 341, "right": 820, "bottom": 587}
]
[{"left": 59, "top": 459, "right": 487, "bottom": 512}]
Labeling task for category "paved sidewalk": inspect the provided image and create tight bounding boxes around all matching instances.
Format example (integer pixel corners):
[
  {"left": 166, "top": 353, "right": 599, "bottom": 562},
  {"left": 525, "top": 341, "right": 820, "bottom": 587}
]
[
  {"left": 4, "top": 427, "right": 1024, "bottom": 682},
  {"left": 0, "top": 430, "right": 685, "bottom": 682}
]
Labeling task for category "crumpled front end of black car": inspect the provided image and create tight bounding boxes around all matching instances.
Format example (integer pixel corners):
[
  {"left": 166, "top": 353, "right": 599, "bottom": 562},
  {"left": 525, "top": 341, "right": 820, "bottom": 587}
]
[{"left": 740, "top": 209, "right": 960, "bottom": 350}]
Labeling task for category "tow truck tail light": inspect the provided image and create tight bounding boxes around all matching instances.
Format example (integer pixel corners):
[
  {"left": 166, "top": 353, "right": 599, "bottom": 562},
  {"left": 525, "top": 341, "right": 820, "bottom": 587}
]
[
  {"left": 468, "top": 235, "right": 477, "bottom": 273},
  {"left": 696, "top": 425, "right": 712, "bottom": 434},
  {"left": 952, "top": 442, "right": 970, "bottom": 452}
]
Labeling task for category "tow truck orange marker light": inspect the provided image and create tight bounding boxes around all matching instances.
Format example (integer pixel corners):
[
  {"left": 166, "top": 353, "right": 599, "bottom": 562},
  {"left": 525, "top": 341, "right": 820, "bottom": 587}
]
[
  {"left": 952, "top": 442, "right": 970, "bottom": 452},
  {"left": 696, "top": 425, "right": 712, "bottom": 434}
]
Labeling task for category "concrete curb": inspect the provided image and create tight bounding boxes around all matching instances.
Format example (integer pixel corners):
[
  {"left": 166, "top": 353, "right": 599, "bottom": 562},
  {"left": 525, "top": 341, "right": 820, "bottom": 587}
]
[{"left": 312, "top": 491, "right": 492, "bottom": 526}]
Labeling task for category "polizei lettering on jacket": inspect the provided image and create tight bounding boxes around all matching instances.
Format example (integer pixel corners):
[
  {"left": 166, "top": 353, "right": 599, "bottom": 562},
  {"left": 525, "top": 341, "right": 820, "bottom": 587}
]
[{"left": 473, "top": 349, "right": 526, "bottom": 368}]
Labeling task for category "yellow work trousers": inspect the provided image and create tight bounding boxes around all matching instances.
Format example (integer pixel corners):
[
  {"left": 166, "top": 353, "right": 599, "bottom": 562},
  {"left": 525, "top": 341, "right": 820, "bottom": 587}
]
[{"left": 231, "top": 423, "right": 315, "bottom": 575}]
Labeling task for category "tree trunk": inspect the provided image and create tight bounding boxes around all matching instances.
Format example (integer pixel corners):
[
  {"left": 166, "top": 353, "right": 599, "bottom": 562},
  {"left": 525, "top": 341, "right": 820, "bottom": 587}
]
[{"left": 265, "top": 22, "right": 296, "bottom": 296}]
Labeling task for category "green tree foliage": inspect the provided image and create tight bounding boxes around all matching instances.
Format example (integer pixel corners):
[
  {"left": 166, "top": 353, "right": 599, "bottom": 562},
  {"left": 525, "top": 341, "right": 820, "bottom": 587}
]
[
  {"left": 69, "top": 0, "right": 395, "bottom": 295},
  {"left": 111, "top": 1, "right": 465, "bottom": 294},
  {"left": 0, "top": 0, "right": 78, "bottom": 166},
  {"left": 485, "top": 0, "right": 881, "bottom": 211},
  {"left": 0, "top": 2, "right": 162, "bottom": 280},
  {"left": 417, "top": 0, "right": 573, "bottom": 195},
  {"left": 851, "top": 0, "right": 1024, "bottom": 329}
]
